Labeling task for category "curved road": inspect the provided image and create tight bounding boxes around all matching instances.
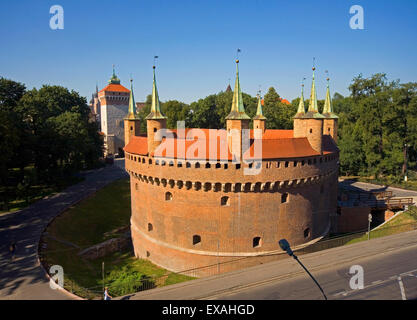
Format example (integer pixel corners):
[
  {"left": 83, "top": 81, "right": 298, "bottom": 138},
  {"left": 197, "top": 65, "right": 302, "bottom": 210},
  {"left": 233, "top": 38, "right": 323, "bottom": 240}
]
[{"left": 0, "top": 160, "right": 127, "bottom": 300}]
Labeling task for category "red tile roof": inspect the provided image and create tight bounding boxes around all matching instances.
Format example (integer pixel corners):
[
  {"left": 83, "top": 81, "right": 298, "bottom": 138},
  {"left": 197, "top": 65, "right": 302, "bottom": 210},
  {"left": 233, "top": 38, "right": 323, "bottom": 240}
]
[
  {"left": 124, "top": 129, "right": 339, "bottom": 160},
  {"left": 99, "top": 83, "right": 130, "bottom": 93}
]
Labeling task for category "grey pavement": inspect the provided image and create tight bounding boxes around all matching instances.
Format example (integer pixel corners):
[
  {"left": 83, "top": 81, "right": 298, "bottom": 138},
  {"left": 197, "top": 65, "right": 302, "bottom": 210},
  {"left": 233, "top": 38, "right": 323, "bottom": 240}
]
[
  {"left": 0, "top": 159, "right": 127, "bottom": 300},
  {"left": 339, "top": 179, "right": 417, "bottom": 200},
  {"left": 125, "top": 229, "right": 417, "bottom": 300}
]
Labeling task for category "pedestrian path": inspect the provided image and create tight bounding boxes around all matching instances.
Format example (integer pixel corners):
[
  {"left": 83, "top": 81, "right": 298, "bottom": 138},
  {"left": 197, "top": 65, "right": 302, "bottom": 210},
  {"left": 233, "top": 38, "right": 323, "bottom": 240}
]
[{"left": 0, "top": 160, "right": 127, "bottom": 300}]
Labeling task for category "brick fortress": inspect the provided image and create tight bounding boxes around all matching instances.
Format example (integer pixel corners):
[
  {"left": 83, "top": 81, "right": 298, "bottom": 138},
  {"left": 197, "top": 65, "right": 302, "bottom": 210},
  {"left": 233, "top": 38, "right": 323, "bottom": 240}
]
[{"left": 123, "top": 60, "right": 339, "bottom": 275}]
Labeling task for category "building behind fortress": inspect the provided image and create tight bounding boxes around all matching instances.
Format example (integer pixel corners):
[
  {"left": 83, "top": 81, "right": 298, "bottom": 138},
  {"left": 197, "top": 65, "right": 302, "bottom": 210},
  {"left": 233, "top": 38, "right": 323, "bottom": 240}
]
[{"left": 123, "top": 61, "right": 339, "bottom": 276}]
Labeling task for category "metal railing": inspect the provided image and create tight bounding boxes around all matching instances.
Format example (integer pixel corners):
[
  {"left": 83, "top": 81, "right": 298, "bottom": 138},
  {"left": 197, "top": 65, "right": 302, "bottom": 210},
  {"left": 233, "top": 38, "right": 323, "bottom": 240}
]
[{"left": 56, "top": 220, "right": 417, "bottom": 299}]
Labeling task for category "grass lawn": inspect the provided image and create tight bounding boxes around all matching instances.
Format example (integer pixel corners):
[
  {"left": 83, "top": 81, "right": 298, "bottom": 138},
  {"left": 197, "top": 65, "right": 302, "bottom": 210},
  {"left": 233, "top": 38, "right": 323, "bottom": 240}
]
[
  {"left": 346, "top": 206, "right": 417, "bottom": 245},
  {"left": 41, "top": 178, "right": 193, "bottom": 299}
]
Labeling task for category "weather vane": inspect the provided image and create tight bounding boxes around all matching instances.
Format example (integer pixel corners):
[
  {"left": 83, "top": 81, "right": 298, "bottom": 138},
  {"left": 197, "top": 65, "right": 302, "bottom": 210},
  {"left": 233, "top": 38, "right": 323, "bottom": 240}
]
[
  {"left": 302, "top": 77, "right": 306, "bottom": 88},
  {"left": 236, "top": 48, "right": 241, "bottom": 62},
  {"left": 312, "top": 57, "right": 316, "bottom": 71},
  {"left": 325, "top": 70, "right": 330, "bottom": 82},
  {"left": 153, "top": 55, "right": 159, "bottom": 68}
]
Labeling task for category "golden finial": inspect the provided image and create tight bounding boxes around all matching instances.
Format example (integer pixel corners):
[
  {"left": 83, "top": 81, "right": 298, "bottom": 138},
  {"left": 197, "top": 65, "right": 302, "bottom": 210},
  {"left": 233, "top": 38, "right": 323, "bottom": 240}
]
[{"left": 236, "top": 59, "right": 239, "bottom": 63}]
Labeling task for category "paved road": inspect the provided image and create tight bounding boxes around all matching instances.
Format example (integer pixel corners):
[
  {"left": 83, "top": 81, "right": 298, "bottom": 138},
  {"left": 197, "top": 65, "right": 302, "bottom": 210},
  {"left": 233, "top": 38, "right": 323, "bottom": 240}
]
[
  {"left": 0, "top": 160, "right": 127, "bottom": 300},
  {"left": 213, "top": 239, "right": 417, "bottom": 300},
  {"left": 339, "top": 179, "right": 417, "bottom": 200},
  {"left": 126, "top": 229, "right": 417, "bottom": 300}
]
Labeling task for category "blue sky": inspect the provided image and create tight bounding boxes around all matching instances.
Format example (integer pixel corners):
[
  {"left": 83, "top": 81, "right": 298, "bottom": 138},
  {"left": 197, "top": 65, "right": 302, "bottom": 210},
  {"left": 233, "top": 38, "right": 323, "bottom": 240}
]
[{"left": 1, "top": 0, "right": 416, "bottom": 103}]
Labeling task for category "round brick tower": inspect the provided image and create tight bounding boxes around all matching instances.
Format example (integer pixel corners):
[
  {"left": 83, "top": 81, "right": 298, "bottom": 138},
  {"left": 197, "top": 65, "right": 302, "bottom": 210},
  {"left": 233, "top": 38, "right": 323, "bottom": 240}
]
[{"left": 124, "top": 63, "right": 339, "bottom": 276}]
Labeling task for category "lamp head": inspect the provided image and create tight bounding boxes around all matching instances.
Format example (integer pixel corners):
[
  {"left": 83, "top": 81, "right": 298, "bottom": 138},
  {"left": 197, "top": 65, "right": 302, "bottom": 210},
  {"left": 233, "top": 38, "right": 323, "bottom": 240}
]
[{"left": 279, "top": 239, "right": 294, "bottom": 256}]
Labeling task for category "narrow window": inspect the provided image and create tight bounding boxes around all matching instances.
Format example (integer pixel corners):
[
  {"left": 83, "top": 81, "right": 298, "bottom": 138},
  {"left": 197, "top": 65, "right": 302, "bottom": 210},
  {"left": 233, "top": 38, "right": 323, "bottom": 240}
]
[
  {"left": 253, "top": 237, "right": 261, "bottom": 248},
  {"left": 221, "top": 196, "right": 230, "bottom": 206},
  {"left": 146, "top": 251, "right": 150, "bottom": 257},
  {"left": 193, "top": 235, "right": 201, "bottom": 245},
  {"left": 281, "top": 193, "right": 289, "bottom": 203},
  {"left": 148, "top": 223, "right": 153, "bottom": 231},
  {"left": 294, "top": 161, "right": 297, "bottom": 167},
  {"left": 165, "top": 192, "right": 172, "bottom": 201},
  {"left": 304, "top": 228, "right": 310, "bottom": 238},
  {"left": 310, "top": 128, "right": 313, "bottom": 133},
  {"left": 153, "top": 127, "right": 157, "bottom": 132},
  {"left": 216, "top": 163, "right": 221, "bottom": 169},
  {"left": 186, "top": 162, "right": 191, "bottom": 168},
  {"left": 285, "top": 161, "right": 289, "bottom": 168},
  {"left": 236, "top": 164, "right": 241, "bottom": 169},
  {"left": 205, "top": 163, "right": 211, "bottom": 168},
  {"left": 135, "top": 183, "right": 138, "bottom": 190},
  {"left": 195, "top": 162, "right": 200, "bottom": 168}
]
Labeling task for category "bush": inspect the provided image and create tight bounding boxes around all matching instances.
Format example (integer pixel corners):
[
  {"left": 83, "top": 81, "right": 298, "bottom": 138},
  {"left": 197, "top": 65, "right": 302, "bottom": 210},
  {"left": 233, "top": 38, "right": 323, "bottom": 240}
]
[{"left": 105, "top": 266, "right": 155, "bottom": 296}]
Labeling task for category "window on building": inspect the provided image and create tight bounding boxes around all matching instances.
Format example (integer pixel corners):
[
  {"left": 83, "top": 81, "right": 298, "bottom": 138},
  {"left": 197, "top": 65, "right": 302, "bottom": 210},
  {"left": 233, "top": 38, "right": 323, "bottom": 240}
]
[
  {"left": 221, "top": 196, "right": 230, "bottom": 206},
  {"left": 148, "top": 223, "right": 153, "bottom": 231},
  {"left": 281, "top": 193, "right": 289, "bottom": 203},
  {"left": 153, "top": 127, "right": 157, "bottom": 132},
  {"left": 304, "top": 228, "right": 310, "bottom": 238},
  {"left": 236, "top": 164, "right": 241, "bottom": 169},
  {"left": 195, "top": 162, "right": 200, "bottom": 168},
  {"left": 253, "top": 237, "right": 261, "bottom": 248},
  {"left": 165, "top": 192, "right": 172, "bottom": 201},
  {"left": 205, "top": 163, "right": 211, "bottom": 169},
  {"left": 310, "top": 129, "right": 313, "bottom": 133},
  {"left": 146, "top": 251, "right": 150, "bottom": 257},
  {"left": 193, "top": 235, "right": 201, "bottom": 245},
  {"left": 135, "top": 183, "right": 138, "bottom": 190},
  {"left": 285, "top": 161, "right": 289, "bottom": 168}
]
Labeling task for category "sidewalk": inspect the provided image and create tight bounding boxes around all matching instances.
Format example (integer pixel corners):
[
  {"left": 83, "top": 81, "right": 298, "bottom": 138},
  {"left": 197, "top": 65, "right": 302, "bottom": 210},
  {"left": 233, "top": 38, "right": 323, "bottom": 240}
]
[{"left": 0, "top": 160, "right": 127, "bottom": 300}]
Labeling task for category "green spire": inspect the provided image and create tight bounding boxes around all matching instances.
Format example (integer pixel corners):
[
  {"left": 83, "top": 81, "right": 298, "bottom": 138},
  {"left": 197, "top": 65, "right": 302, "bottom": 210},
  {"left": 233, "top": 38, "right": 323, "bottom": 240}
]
[
  {"left": 294, "top": 84, "right": 306, "bottom": 118},
  {"left": 145, "top": 66, "right": 166, "bottom": 120},
  {"left": 126, "top": 79, "right": 139, "bottom": 120},
  {"left": 226, "top": 60, "right": 250, "bottom": 120},
  {"left": 304, "top": 67, "right": 324, "bottom": 119},
  {"left": 323, "top": 78, "right": 338, "bottom": 119},
  {"left": 253, "top": 94, "right": 266, "bottom": 120},
  {"left": 109, "top": 65, "right": 121, "bottom": 84}
]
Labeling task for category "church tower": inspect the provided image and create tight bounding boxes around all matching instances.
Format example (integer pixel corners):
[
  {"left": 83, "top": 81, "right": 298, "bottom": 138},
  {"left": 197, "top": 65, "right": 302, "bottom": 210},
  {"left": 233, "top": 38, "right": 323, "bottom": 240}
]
[
  {"left": 146, "top": 65, "right": 167, "bottom": 155},
  {"left": 225, "top": 59, "right": 251, "bottom": 161},
  {"left": 322, "top": 77, "right": 339, "bottom": 142},
  {"left": 124, "top": 79, "right": 140, "bottom": 147},
  {"left": 98, "top": 66, "right": 130, "bottom": 156},
  {"left": 253, "top": 94, "right": 266, "bottom": 139}
]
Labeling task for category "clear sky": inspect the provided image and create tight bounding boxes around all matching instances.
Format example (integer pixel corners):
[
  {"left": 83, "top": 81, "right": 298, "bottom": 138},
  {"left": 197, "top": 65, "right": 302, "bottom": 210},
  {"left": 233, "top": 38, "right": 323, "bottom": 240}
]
[{"left": 1, "top": 0, "right": 416, "bottom": 104}]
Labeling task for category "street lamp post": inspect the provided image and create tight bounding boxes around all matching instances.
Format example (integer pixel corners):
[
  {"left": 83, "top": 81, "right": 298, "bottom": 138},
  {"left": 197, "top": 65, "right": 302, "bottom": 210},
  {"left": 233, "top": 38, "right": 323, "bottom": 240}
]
[
  {"left": 279, "top": 239, "right": 327, "bottom": 300},
  {"left": 404, "top": 143, "right": 408, "bottom": 182}
]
